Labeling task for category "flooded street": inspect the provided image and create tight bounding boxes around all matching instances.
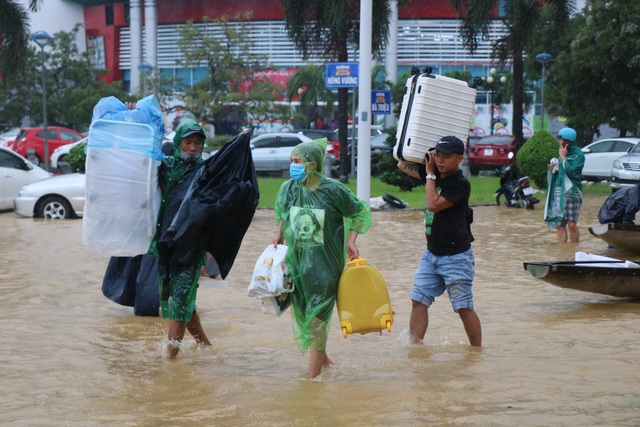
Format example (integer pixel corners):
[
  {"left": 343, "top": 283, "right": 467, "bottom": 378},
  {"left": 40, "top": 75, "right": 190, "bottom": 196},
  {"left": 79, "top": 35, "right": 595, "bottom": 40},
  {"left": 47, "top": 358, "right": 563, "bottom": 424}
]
[{"left": 1, "top": 197, "right": 640, "bottom": 426}]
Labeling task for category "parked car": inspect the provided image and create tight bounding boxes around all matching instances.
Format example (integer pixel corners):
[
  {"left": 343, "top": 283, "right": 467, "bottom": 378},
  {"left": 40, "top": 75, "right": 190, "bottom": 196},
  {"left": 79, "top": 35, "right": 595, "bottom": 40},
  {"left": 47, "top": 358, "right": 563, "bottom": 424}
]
[
  {"left": 250, "top": 132, "right": 312, "bottom": 177},
  {"left": 11, "top": 127, "right": 85, "bottom": 167},
  {"left": 14, "top": 173, "right": 85, "bottom": 219},
  {"left": 610, "top": 141, "right": 640, "bottom": 192},
  {"left": 580, "top": 137, "right": 640, "bottom": 181},
  {"left": 51, "top": 137, "right": 88, "bottom": 170},
  {"left": 468, "top": 135, "right": 517, "bottom": 176},
  {"left": 0, "top": 147, "right": 51, "bottom": 210},
  {"left": 0, "top": 127, "right": 20, "bottom": 147}
]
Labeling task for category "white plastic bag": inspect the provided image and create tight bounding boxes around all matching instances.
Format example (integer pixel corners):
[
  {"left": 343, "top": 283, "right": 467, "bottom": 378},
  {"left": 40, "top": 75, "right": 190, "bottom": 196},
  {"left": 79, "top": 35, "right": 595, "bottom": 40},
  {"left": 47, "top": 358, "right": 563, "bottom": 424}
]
[
  {"left": 575, "top": 252, "right": 640, "bottom": 268},
  {"left": 247, "top": 245, "right": 292, "bottom": 298}
]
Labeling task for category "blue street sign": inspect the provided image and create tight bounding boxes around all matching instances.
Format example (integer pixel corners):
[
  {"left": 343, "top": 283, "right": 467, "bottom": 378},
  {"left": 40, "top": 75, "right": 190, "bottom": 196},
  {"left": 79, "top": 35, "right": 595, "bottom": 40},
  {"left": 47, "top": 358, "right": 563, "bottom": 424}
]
[
  {"left": 371, "top": 90, "right": 391, "bottom": 115},
  {"left": 326, "top": 62, "right": 359, "bottom": 88}
]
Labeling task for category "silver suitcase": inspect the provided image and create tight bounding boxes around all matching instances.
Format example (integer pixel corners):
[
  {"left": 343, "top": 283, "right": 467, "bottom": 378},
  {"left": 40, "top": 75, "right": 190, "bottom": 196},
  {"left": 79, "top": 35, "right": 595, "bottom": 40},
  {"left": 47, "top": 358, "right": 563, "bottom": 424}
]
[{"left": 394, "top": 73, "right": 476, "bottom": 164}]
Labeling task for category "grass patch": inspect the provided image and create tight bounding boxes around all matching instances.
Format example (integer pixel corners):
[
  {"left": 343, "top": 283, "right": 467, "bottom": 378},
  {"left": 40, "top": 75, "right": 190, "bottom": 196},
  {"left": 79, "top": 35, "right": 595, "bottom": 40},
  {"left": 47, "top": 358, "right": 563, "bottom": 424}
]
[{"left": 256, "top": 176, "right": 612, "bottom": 208}]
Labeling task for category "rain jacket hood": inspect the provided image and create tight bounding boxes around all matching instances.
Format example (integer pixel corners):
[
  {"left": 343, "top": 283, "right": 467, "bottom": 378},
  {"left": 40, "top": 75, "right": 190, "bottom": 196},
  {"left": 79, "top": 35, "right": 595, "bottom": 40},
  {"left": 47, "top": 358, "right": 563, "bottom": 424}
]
[
  {"left": 172, "top": 118, "right": 206, "bottom": 158},
  {"left": 291, "top": 138, "right": 328, "bottom": 177}
]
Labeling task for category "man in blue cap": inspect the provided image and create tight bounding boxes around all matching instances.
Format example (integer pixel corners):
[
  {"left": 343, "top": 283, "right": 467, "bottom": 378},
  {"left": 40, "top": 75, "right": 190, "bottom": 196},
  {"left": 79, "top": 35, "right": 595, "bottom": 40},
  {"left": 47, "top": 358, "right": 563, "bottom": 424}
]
[{"left": 545, "top": 127, "right": 585, "bottom": 243}]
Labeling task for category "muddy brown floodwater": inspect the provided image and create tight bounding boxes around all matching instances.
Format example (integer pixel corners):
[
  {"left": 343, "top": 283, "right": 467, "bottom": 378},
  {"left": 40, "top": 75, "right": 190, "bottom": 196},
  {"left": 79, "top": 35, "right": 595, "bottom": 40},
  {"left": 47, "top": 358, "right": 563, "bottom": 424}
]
[{"left": 1, "top": 197, "right": 639, "bottom": 426}]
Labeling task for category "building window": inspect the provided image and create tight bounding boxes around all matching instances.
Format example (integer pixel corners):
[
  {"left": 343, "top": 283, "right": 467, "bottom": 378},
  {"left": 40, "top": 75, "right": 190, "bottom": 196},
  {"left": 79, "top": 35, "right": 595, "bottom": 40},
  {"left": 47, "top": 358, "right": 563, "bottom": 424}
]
[
  {"left": 105, "top": 5, "right": 114, "bottom": 26},
  {"left": 124, "top": 3, "right": 130, "bottom": 25}
]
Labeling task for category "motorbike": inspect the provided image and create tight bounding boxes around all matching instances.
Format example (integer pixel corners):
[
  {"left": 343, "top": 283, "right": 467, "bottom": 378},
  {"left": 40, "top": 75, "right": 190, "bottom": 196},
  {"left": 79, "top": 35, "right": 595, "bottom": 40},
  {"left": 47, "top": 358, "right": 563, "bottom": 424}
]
[{"left": 495, "top": 153, "right": 540, "bottom": 209}]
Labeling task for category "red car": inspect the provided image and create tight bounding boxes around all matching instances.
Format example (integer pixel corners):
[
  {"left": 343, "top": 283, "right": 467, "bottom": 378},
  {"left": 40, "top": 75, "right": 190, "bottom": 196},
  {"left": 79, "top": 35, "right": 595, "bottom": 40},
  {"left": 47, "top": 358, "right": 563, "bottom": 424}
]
[
  {"left": 468, "top": 135, "right": 517, "bottom": 176},
  {"left": 10, "top": 127, "right": 85, "bottom": 167}
]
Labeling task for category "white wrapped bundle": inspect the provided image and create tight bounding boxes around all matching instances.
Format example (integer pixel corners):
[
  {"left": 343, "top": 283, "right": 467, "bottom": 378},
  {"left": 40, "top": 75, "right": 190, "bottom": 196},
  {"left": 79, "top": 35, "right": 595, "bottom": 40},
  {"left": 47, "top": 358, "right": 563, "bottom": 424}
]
[{"left": 83, "top": 119, "right": 162, "bottom": 256}]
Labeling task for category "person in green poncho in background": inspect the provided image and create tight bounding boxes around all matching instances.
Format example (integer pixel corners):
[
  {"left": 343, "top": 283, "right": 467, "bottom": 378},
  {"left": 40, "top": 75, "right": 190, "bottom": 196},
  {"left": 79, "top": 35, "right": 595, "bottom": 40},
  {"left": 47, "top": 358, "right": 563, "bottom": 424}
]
[
  {"left": 272, "top": 138, "right": 372, "bottom": 379},
  {"left": 544, "top": 127, "right": 585, "bottom": 243},
  {"left": 148, "top": 116, "right": 212, "bottom": 358}
]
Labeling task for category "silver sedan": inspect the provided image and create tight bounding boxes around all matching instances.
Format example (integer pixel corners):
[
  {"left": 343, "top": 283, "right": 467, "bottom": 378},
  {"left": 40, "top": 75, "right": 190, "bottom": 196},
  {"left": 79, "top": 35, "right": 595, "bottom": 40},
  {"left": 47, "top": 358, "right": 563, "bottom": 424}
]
[
  {"left": 14, "top": 173, "right": 85, "bottom": 219},
  {"left": 0, "top": 146, "right": 51, "bottom": 210}
]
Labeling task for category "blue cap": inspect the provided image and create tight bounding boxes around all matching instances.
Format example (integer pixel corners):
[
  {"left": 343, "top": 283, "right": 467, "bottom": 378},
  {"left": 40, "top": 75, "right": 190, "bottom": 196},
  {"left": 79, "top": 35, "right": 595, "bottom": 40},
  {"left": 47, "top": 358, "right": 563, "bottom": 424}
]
[{"left": 558, "top": 127, "right": 577, "bottom": 142}]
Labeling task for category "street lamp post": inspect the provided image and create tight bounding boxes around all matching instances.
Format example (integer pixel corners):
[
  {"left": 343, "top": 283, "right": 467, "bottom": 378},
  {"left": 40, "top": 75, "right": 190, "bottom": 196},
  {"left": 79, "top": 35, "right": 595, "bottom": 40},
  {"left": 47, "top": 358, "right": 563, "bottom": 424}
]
[
  {"left": 346, "top": 39, "right": 358, "bottom": 178},
  {"left": 31, "top": 31, "right": 53, "bottom": 171},
  {"left": 535, "top": 52, "right": 553, "bottom": 131},
  {"left": 137, "top": 61, "right": 153, "bottom": 97},
  {"left": 486, "top": 68, "right": 507, "bottom": 135}
]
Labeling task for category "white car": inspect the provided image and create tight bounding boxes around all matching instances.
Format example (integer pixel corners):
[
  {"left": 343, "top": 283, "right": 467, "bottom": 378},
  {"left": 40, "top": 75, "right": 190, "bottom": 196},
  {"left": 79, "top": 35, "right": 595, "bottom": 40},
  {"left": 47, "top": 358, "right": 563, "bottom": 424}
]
[
  {"left": 50, "top": 137, "right": 88, "bottom": 170},
  {"left": 581, "top": 137, "right": 640, "bottom": 181},
  {"left": 610, "top": 141, "right": 640, "bottom": 191},
  {"left": 250, "top": 133, "right": 312, "bottom": 176},
  {"left": 14, "top": 172, "right": 85, "bottom": 219},
  {"left": 1, "top": 146, "right": 51, "bottom": 210},
  {"left": 0, "top": 128, "right": 20, "bottom": 147}
]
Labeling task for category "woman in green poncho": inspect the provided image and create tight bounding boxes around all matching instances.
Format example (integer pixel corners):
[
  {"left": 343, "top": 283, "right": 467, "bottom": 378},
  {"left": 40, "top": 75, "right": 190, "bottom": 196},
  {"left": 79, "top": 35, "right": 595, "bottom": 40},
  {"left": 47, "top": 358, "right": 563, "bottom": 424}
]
[
  {"left": 148, "top": 117, "right": 211, "bottom": 359},
  {"left": 272, "top": 138, "right": 372, "bottom": 378}
]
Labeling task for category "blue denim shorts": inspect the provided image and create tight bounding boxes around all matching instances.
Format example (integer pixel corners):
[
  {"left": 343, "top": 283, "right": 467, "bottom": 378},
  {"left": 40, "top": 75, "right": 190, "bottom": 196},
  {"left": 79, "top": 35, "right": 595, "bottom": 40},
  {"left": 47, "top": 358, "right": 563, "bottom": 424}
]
[{"left": 411, "top": 248, "right": 475, "bottom": 312}]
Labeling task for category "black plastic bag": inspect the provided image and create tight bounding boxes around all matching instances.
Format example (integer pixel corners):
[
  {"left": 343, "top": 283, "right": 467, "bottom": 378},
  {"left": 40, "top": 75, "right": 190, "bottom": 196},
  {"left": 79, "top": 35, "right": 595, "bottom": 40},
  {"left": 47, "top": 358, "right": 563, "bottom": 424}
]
[
  {"left": 598, "top": 184, "right": 640, "bottom": 224},
  {"left": 157, "top": 130, "right": 259, "bottom": 278},
  {"left": 101, "top": 254, "right": 160, "bottom": 316}
]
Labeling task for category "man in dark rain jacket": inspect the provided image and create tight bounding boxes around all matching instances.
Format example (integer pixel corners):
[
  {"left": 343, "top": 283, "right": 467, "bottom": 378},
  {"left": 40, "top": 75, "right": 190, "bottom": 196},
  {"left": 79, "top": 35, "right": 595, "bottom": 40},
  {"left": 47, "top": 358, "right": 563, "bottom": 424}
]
[{"left": 148, "top": 117, "right": 212, "bottom": 358}]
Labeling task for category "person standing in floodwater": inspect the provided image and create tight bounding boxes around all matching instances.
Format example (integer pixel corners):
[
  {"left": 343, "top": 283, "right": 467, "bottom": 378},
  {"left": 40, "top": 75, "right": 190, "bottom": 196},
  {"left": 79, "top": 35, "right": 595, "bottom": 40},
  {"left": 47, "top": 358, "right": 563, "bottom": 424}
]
[
  {"left": 397, "top": 136, "right": 482, "bottom": 347},
  {"left": 272, "top": 138, "right": 372, "bottom": 378},
  {"left": 545, "top": 127, "right": 585, "bottom": 243},
  {"left": 147, "top": 116, "right": 212, "bottom": 358}
]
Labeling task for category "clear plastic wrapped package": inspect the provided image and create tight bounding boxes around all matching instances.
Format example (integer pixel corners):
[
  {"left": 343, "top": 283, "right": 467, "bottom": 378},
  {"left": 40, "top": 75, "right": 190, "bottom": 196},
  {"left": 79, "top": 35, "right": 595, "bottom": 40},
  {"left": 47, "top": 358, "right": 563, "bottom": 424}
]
[{"left": 83, "top": 96, "right": 164, "bottom": 256}]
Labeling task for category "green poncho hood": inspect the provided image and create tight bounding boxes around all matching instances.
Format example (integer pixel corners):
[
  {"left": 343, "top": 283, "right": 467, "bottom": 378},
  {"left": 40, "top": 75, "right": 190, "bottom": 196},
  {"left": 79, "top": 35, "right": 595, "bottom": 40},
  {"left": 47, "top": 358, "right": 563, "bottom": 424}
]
[
  {"left": 291, "top": 138, "right": 328, "bottom": 176},
  {"left": 172, "top": 117, "right": 206, "bottom": 158}
]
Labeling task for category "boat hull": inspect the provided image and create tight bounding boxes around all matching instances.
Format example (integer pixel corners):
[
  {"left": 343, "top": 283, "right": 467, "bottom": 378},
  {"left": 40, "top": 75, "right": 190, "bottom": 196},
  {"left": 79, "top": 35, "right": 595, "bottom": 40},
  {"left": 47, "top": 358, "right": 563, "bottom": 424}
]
[
  {"left": 524, "top": 261, "right": 640, "bottom": 298},
  {"left": 589, "top": 223, "right": 640, "bottom": 254}
]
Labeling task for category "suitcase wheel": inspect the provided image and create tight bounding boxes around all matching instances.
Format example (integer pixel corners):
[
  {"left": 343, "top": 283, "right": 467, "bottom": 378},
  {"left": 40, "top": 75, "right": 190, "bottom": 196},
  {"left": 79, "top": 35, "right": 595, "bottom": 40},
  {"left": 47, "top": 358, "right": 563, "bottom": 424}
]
[
  {"left": 386, "top": 320, "right": 392, "bottom": 333},
  {"left": 342, "top": 326, "right": 348, "bottom": 339}
]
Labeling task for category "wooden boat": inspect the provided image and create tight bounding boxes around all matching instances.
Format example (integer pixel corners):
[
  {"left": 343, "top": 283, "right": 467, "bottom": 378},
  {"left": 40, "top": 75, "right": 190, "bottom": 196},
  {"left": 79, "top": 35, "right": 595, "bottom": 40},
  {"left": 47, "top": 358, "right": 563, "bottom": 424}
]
[
  {"left": 523, "top": 260, "right": 640, "bottom": 298},
  {"left": 588, "top": 223, "right": 640, "bottom": 254}
]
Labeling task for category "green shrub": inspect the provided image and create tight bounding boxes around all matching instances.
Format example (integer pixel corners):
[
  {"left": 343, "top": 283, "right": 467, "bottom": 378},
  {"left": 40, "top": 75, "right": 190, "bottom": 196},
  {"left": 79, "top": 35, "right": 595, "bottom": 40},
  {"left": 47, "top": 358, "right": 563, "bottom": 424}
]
[
  {"left": 66, "top": 142, "right": 88, "bottom": 173},
  {"left": 378, "top": 127, "right": 424, "bottom": 192},
  {"left": 517, "top": 129, "right": 558, "bottom": 189}
]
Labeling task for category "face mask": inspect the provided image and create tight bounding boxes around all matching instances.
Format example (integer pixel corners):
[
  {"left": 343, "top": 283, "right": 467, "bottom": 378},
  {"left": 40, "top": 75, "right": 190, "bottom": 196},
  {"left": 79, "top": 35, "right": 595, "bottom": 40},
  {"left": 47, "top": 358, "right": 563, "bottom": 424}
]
[
  {"left": 289, "top": 163, "right": 308, "bottom": 183},
  {"left": 179, "top": 151, "right": 199, "bottom": 164}
]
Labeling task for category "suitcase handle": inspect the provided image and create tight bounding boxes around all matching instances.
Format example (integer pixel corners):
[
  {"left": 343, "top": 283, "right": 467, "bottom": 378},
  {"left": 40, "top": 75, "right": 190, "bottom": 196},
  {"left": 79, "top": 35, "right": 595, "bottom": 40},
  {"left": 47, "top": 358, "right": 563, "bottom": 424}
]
[{"left": 346, "top": 257, "right": 368, "bottom": 268}]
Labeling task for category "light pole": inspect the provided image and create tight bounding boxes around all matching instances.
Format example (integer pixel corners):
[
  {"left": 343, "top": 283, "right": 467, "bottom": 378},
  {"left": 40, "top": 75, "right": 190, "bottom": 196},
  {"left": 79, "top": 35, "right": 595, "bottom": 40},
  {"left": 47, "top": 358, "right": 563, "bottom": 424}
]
[
  {"left": 535, "top": 52, "right": 553, "bottom": 131},
  {"left": 347, "top": 38, "right": 358, "bottom": 178},
  {"left": 486, "top": 68, "right": 507, "bottom": 135},
  {"left": 137, "top": 61, "right": 153, "bottom": 97},
  {"left": 31, "top": 31, "right": 53, "bottom": 171}
]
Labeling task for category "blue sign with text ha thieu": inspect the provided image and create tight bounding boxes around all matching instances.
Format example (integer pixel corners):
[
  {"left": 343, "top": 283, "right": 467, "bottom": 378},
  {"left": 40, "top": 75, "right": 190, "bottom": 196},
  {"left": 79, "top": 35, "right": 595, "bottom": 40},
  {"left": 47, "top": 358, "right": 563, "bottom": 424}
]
[
  {"left": 326, "top": 62, "right": 359, "bottom": 88},
  {"left": 371, "top": 90, "right": 391, "bottom": 115}
]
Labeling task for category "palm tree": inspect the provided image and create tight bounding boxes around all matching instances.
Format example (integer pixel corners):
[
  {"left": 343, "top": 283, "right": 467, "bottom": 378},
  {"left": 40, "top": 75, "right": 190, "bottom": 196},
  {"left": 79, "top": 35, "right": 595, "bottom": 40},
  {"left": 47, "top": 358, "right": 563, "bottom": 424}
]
[
  {"left": 286, "top": 64, "right": 335, "bottom": 128},
  {"left": 279, "top": 0, "right": 406, "bottom": 182},
  {"left": 1, "top": 0, "right": 42, "bottom": 82},
  {"left": 449, "top": 0, "right": 574, "bottom": 146}
]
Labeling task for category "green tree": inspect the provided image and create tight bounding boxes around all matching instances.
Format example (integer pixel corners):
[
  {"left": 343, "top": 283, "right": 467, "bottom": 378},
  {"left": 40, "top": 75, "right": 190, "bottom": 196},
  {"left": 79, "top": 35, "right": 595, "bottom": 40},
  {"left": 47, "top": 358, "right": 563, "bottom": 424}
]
[
  {"left": 279, "top": 0, "right": 407, "bottom": 182},
  {"left": 542, "top": 1, "right": 640, "bottom": 143},
  {"left": 0, "top": 0, "right": 43, "bottom": 82},
  {"left": 516, "top": 129, "right": 558, "bottom": 189},
  {"left": 0, "top": 25, "right": 131, "bottom": 131},
  {"left": 377, "top": 127, "right": 424, "bottom": 192},
  {"left": 286, "top": 63, "right": 335, "bottom": 127},
  {"left": 178, "top": 15, "right": 289, "bottom": 134},
  {"left": 449, "top": 0, "right": 574, "bottom": 147}
]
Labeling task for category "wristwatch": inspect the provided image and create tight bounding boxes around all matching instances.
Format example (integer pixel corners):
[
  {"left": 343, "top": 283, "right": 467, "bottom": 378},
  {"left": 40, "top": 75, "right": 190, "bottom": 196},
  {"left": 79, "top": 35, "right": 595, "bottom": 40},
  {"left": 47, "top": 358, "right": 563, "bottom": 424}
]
[{"left": 425, "top": 174, "right": 437, "bottom": 181}]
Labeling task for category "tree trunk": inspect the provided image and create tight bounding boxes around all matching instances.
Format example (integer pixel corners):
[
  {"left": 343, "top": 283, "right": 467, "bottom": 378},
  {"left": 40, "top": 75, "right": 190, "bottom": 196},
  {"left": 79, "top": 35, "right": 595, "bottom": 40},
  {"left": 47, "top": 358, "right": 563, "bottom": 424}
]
[
  {"left": 337, "top": 42, "right": 350, "bottom": 183},
  {"left": 337, "top": 87, "right": 350, "bottom": 182},
  {"left": 512, "top": 48, "right": 524, "bottom": 148}
]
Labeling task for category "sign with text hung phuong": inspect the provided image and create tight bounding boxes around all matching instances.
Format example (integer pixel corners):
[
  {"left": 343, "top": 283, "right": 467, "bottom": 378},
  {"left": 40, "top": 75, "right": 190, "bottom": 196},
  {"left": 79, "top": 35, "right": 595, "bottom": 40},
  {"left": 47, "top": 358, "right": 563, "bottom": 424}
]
[{"left": 326, "top": 62, "right": 359, "bottom": 88}]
